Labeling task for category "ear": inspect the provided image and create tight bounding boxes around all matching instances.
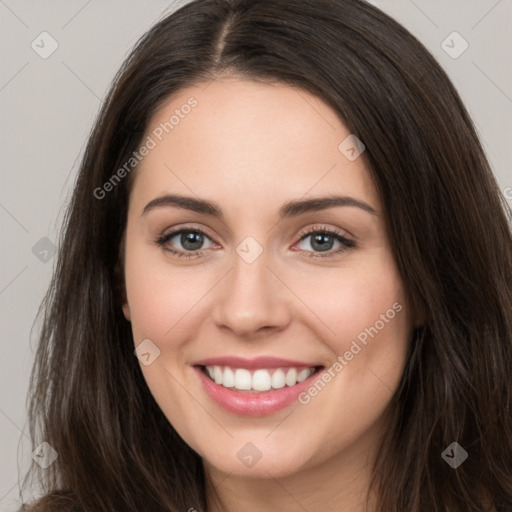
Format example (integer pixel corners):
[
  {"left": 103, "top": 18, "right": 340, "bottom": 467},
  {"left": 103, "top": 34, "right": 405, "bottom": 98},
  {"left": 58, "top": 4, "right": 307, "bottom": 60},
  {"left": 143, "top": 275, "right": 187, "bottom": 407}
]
[
  {"left": 116, "top": 231, "right": 130, "bottom": 321},
  {"left": 122, "top": 302, "right": 131, "bottom": 321},
  {"left": 116, "top": 269, "right": 130, "bottom": 321}
]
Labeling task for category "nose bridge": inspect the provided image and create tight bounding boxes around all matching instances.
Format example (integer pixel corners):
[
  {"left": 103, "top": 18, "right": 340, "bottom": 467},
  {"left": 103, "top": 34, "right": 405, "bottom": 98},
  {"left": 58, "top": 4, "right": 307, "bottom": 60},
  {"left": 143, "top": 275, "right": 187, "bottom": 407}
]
[{"left": 211, "top": 237, "right": 290, "bottom": 336}]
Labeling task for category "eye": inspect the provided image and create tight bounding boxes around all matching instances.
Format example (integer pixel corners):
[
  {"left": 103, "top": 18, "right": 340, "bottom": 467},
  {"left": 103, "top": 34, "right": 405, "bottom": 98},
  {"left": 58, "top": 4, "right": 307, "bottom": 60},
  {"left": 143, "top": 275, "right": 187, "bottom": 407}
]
[
  {"left": 154, "top": 227, "right": 215, "bottom": 259},
  {"left": 154, "top": 224, "right": 356, "bottom": 260},
  {"left": 294, "top": 226, "right": 356, "bottom": 258}
]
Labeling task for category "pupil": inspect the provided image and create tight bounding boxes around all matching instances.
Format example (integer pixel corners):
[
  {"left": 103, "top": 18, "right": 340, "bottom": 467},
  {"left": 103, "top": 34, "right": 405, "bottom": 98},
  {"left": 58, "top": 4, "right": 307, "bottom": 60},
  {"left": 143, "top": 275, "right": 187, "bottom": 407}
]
[
  {"left": 312, "top": 234, "right": 332, "bottom": 252},
  {"left": 182, "top": 232, "right": 203, "bottom": 250}
]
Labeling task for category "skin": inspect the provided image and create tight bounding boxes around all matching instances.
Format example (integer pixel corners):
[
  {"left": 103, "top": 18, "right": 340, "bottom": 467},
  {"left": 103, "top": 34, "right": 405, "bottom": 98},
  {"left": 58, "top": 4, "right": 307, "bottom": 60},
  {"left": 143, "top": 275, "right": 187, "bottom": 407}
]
[{"left": 121, "top": 76, "right": 414, "bottom": 512}]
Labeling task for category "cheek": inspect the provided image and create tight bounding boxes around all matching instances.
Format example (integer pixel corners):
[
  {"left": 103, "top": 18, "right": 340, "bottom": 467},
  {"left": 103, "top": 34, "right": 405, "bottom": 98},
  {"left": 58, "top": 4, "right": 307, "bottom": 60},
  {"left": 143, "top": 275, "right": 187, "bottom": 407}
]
[
  {"left": 123, "top": 242, "right": 208, "bottom": 435},
  {"left": 290, "top": 253, "right": 411, "bottom": 420},
  {"left": 290, "top": 255, "right": 407, "bottom": 350},
  {"left": 123, "top": 236, "right": 206, "bottom": 343}
]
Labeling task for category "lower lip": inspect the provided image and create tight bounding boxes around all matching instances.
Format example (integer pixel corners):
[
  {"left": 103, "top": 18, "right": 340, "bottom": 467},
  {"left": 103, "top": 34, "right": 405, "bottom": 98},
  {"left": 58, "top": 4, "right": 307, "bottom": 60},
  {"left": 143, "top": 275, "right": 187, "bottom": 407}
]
[{"left": 194, "top": 366, "right": 321, "bottom": 417}]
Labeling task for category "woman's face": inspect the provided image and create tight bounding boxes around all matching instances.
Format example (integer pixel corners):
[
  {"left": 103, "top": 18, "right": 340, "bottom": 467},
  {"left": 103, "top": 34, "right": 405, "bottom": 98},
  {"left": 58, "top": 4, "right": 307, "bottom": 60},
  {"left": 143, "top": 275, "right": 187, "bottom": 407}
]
[{"left": 122, "top": 77, "right": 413, "bottom": 479}]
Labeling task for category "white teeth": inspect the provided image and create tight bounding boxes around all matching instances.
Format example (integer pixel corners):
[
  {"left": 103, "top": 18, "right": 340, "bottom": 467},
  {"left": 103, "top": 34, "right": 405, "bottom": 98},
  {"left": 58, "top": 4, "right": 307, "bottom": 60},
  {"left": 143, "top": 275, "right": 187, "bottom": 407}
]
[
  {"left": 297, "top": 368, "right": 311, "bottom": 382},
  {"left": 213, "top": 366, "right": 223, "bottom": 385},
  {"left": 285, "top": 367, "right": 297, "bottom": 387},
  {"left": 234, "top": 369, "right": 252, "bottom": 390},
  {"left": 223, "top": 367, "right": 235, "bottom": 388},
  {"left": 252, "top": 369, "right": 272, "bottom": 391},
  {"left": 204, "top": 365, "right": 315, "bottom": 391},
  {"left": 271, "top": 369, "right": 286, "bottom": 389}
]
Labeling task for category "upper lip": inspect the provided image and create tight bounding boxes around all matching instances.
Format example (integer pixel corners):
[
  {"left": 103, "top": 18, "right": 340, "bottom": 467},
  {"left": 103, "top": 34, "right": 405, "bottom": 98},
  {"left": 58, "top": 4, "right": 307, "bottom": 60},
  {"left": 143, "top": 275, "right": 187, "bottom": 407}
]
[{"left": 193, "top": 356, "right": 322, "bottom": 369}]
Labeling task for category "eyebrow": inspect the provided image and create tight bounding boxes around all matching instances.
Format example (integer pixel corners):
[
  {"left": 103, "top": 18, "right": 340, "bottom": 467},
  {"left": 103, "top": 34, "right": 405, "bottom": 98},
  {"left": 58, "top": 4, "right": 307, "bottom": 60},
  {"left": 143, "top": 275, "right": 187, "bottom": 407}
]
[{"left": 141, "top": 193, "right": 378, "bottom": 219}]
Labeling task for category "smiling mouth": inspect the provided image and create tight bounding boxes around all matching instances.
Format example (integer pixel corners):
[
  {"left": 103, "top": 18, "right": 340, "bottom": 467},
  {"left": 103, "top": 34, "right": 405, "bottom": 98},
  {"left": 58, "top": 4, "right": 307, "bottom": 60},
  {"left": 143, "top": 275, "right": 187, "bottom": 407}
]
[{"left": 200, "top": 365, "right": 324, "bottom": 393}]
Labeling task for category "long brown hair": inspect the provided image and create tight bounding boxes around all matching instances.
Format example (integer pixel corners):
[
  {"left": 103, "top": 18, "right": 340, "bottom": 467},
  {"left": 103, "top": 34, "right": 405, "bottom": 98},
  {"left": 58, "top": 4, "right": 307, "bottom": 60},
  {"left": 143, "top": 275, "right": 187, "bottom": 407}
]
[{"left": 20, "top": 0, "right": 512, "bottom": 510}]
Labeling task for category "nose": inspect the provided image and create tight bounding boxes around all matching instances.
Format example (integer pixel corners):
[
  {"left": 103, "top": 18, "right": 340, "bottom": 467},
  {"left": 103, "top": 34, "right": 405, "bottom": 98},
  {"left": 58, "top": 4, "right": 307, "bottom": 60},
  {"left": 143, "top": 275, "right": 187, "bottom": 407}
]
[{"left": 211, "top": 246, "right": 292, "bottom": 339}]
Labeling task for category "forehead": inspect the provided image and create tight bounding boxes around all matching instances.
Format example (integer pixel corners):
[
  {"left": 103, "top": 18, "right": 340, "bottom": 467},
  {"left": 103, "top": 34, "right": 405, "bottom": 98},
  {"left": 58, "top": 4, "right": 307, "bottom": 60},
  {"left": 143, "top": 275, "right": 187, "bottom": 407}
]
[{"left": 129, "top": 77, "right": 379, "bottom": 217}]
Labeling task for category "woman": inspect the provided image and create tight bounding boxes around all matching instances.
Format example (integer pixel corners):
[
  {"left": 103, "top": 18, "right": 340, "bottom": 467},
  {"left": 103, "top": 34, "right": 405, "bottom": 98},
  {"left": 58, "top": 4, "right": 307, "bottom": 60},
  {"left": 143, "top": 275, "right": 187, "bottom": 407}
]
[{"left": 20, "top": 0, "right": 512, "bottom": 510}]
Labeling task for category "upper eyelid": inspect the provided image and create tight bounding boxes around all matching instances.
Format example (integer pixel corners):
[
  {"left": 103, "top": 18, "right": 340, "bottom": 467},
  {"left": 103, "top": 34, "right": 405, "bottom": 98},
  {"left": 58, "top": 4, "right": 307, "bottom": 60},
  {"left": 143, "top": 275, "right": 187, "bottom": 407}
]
[
  {"left": 299, "top": 225, "right": 354, "bottom": 240},
  {"left": 161, "top": 224, "right": 218, "bottom": 244}
]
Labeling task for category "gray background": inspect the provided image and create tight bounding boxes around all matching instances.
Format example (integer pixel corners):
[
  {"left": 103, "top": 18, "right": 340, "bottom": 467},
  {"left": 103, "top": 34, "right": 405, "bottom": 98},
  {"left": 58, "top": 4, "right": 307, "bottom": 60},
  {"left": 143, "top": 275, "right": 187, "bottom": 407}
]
[{"left": 0, "top": 0, "right": 511, "bottom": 509}]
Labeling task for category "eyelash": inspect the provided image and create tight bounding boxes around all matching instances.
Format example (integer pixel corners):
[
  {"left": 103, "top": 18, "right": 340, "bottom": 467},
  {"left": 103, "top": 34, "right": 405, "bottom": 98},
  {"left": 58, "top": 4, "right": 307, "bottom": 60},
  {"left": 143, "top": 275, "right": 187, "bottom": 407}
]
[{"left": 153, "top": 224, "right": 356, "bottom": 260}]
